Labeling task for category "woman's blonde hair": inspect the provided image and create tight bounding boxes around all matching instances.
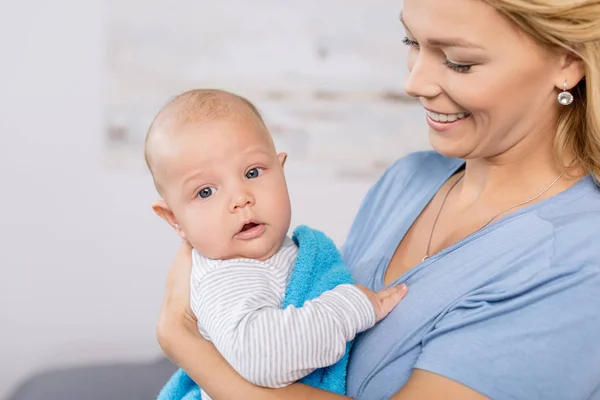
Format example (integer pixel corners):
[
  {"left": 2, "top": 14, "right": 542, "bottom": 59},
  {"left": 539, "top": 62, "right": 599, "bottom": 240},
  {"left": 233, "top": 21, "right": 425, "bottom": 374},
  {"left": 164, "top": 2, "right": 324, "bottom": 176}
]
[{"left": 484, "top": 0, "right": 600, "bottom": 181}]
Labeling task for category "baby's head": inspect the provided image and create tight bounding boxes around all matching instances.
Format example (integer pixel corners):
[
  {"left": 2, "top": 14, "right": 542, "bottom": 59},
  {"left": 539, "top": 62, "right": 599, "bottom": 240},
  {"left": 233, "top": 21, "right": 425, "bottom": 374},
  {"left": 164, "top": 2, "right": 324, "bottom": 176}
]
[{"left": 146, "top": 89, "right": 291, "bottom": 261}]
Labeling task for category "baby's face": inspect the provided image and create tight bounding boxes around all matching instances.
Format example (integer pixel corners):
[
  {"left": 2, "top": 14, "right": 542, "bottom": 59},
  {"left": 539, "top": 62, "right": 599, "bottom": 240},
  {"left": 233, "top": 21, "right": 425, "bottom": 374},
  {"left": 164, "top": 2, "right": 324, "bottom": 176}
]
[{"left": 154, "top": 118, "right": 291, "bottom": 260}]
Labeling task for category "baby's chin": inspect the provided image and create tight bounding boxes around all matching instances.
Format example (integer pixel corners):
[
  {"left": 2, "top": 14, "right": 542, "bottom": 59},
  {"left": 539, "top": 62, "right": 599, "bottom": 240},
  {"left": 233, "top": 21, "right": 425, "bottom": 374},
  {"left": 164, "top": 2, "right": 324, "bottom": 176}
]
[
  {"left": 195, "top": 238, "right": 283, "bottom": 261},
  {"left": 233, "top": 238, "right": 283, "bottom": 261}
]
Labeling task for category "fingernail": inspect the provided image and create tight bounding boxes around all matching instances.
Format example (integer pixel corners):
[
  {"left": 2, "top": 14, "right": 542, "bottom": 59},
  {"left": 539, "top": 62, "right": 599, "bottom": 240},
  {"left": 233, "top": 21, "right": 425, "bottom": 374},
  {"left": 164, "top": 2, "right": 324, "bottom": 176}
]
[{"left": 399, "top": 283, "right": 408, "bottom": 291}]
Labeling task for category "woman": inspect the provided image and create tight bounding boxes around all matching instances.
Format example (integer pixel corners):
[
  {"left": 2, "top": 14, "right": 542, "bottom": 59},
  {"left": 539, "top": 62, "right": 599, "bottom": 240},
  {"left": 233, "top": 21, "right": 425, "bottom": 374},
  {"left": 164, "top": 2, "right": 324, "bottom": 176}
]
[{"left": 156, "top": 0, "right": 600, "bottom": 398}]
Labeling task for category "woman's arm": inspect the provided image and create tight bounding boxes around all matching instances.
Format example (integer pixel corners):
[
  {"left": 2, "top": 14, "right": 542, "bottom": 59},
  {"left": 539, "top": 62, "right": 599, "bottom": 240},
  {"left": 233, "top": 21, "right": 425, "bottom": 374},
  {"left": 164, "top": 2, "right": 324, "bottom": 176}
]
[
  {"left": 160, "top": 321, "right": 486, "bottom": 400},
  {"left": 156, "top": 241, "right": 349, "bottom": 399},
  {"left": 159, "top": 323, "right": 350, "bottom": 400},
  {"left": 393, "top": 370, "right": 488, "bottom": 400}
]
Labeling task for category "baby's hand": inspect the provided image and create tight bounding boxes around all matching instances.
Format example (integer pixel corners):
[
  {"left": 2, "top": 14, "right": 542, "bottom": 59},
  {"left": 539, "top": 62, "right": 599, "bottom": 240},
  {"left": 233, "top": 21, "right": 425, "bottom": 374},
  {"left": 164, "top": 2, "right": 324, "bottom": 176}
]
[{"left": 356, "top": 284, "right": 408, "bottom": 323}]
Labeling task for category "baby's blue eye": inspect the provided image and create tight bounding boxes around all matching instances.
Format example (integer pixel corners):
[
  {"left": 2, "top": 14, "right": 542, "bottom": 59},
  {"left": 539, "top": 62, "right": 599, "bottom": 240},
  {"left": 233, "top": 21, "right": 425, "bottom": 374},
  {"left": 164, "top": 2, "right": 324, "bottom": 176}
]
[
  {"left": 246, "top": 168, "right": 264, "bottom": 179},
  {"left": 197, "top": 187, "right": 216, "bottom": 199}
]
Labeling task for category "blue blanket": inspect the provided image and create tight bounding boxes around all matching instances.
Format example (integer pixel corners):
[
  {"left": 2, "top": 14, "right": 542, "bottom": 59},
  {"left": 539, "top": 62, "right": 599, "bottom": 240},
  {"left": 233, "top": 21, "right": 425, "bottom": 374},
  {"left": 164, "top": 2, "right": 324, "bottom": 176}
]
[{"left": 157, "top": 225, "right": 355, "bottom": 399}]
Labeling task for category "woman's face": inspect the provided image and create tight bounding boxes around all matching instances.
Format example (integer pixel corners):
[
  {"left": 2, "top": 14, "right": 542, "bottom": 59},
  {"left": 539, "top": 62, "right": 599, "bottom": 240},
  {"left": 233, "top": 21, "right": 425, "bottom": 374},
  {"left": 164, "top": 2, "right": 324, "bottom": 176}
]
[{"left": 402, "top": 0, "right": 568, "bottom": 160}]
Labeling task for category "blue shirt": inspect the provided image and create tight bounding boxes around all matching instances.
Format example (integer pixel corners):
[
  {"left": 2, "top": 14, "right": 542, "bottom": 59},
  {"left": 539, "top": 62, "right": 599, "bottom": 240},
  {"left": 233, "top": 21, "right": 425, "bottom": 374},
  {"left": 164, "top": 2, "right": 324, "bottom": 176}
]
[{"left": 341, "top": 151, "right": 600, "bottom": 400}]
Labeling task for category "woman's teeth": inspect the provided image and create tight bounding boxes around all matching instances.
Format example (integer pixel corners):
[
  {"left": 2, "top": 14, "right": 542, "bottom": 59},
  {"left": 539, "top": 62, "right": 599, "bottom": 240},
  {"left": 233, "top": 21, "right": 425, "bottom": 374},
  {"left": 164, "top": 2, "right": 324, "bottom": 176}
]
[{"left": 427, "top": 111, "right": 470, "bottom": 123}]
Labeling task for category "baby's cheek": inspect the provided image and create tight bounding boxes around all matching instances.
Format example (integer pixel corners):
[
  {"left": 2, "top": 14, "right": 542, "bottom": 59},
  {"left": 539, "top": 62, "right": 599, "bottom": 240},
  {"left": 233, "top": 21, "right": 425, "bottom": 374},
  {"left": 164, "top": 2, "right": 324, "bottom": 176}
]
[
  {"left": 183, "top": 229, "right": 205, "bottom": 252},
  {"left": 272, "top": 191, "right": 292, "bottom": 231},
  {"left": 180, "top": 215, "right": 213, "bottom": 252},
  {"left": 187, "top": 232, "right": 225, "bottom": 259},
  {"left": 265, "top": 186, "right": 288, "bottom": 211}
]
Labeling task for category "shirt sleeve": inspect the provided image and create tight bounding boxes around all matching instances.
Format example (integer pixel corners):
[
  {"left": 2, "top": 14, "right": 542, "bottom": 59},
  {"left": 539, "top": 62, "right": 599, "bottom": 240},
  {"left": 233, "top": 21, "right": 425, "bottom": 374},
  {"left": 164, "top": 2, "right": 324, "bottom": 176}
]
[
  {"left": 414, "top": 262, "right": 600, "bottom": 400},
  {"left": 192, "top": 261, "right": 376, "bottom": 388}
]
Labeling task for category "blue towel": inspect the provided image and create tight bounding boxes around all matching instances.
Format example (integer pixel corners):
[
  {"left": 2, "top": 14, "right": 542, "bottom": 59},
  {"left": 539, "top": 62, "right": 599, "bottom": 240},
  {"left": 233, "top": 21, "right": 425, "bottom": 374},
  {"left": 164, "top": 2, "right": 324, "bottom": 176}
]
[{"left": 157, "top": 225, "right": 356, "bottom": 399}]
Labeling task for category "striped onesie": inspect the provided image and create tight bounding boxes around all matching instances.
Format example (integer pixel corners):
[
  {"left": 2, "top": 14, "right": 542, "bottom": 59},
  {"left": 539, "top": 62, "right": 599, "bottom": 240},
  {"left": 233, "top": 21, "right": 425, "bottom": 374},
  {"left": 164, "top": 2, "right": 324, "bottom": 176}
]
[{"left": 190, "top": 237, "right": 376, "bottom": 399}]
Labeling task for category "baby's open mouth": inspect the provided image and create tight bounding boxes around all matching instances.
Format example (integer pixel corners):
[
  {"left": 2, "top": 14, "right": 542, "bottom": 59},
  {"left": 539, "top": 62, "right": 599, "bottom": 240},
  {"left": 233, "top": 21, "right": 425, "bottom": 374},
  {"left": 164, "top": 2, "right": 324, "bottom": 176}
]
[
  {"left": 240, "top": 222, "right": 259, "bottom": 232},
  {"left": 235, "top": 221, "right": 265, "bottom": 239}
]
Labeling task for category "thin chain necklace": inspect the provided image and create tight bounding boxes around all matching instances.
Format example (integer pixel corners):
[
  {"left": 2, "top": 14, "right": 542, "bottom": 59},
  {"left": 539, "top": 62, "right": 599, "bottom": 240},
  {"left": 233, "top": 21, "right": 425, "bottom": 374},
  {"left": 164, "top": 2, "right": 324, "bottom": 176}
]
[{"left": 422, "top": 171, "right": 564, "bottom": 262}]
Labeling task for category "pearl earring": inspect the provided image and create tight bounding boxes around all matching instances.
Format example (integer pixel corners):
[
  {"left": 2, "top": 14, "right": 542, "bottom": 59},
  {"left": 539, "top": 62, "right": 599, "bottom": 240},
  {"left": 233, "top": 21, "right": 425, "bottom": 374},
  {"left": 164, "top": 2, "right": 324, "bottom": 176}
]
[{"left": 557, "top": 80, "right": 574, "bottom": 106}]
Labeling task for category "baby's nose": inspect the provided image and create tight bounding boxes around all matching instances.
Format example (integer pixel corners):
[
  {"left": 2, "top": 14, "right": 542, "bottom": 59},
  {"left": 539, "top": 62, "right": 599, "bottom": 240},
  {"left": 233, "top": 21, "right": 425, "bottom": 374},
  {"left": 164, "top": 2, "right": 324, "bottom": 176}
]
[{"left": 229, "top": 192, "right": 255, "bottom": 212}]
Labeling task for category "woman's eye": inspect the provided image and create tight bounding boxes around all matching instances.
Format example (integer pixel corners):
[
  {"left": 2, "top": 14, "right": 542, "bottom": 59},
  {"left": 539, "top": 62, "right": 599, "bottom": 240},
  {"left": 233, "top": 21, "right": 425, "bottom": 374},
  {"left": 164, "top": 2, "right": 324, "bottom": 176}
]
[
  {"left": 245, "top": 167, "right": 264, "bottom": 179},
  {"left": 402, "top": 36, "right": 473, "bottom": 73},
  {"left": 197, "top": 187, "right": 216, "bottom": 199},
  {"left": 444, "top": 59, "right": 473, "bottom": 73},
  {"left": 402, "top": 36, "right": 419, "bottom": 49}
]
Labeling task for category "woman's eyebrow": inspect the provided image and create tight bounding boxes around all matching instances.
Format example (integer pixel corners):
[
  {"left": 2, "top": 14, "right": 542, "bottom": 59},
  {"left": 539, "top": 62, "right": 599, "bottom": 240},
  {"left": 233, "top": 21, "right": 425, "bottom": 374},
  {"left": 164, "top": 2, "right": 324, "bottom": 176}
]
[{"left": 399, "top": 12, "right": 485, "bottom": 49}]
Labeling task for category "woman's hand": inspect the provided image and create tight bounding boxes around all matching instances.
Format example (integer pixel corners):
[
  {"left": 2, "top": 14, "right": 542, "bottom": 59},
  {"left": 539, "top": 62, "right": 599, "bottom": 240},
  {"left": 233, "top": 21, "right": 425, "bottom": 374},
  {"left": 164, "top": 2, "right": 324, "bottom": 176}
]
[
  {"left": 155, "top": 241, "right": 352, "bottom": 399},
  {"left": 156, "top": 241, "right": 405, "bottom": 399},
  {"left": 155, "top": 240, "right": 267, "bottom": 399},
  {"left": 156, "top": 240, "right": 199, "bottom": 364}
]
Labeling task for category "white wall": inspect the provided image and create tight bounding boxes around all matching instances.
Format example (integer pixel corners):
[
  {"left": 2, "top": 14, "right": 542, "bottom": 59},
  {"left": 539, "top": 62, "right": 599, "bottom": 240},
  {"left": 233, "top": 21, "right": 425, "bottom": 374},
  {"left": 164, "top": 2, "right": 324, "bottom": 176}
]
[
  {"left": 0, "top": 1, "right": 166, "bottom": 396},
  {"left": 0, "top": 0, "right": 429, "bottom": 398}
]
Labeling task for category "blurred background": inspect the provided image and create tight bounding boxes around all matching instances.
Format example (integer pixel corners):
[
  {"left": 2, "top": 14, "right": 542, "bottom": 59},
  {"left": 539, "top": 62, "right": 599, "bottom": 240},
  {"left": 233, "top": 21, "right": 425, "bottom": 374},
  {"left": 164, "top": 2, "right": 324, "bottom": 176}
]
[{"left": 0, "top": 0, "right": 429, "bottom": 398}]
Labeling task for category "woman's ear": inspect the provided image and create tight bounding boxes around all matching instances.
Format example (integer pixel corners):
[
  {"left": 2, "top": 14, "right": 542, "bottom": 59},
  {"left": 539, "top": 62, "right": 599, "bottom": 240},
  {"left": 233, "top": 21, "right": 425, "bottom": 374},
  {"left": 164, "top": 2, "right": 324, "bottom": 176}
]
[
  {"left": 278, "top": 152, "right": 288, "bottom": 168},
  {"left": 557, "top": 51, "right": 585, "bottom": 90},
  {"left": 152, "top": 200, "right": 187, "bottom": 240}
]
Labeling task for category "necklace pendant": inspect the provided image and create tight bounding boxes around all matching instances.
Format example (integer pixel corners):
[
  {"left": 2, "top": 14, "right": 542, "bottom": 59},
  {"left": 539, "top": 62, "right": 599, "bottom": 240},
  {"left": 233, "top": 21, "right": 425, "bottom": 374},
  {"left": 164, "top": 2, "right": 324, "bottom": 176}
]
[{"left": 422, "top": 255, "right": 429, "bottom": 262}]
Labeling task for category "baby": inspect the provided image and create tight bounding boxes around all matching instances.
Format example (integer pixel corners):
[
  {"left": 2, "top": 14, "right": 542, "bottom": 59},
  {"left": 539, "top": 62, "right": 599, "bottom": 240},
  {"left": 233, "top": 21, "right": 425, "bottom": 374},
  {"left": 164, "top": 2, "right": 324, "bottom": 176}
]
[{"left": 146, "top": 89, "right": 406, "bottom": 399}]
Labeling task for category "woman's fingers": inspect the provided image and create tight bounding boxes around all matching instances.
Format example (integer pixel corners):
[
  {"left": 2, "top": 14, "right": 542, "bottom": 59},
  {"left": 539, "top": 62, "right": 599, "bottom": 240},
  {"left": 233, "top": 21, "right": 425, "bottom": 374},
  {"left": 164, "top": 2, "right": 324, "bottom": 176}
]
[
  {"left": 165, "top": 240, "right": 193, "bottom": 297},
  {"left": 172, "top": 240, "right": 193, "bottom": 275},
  {"left": 157, "top": 240, "right": 196, "bottom": 348}
]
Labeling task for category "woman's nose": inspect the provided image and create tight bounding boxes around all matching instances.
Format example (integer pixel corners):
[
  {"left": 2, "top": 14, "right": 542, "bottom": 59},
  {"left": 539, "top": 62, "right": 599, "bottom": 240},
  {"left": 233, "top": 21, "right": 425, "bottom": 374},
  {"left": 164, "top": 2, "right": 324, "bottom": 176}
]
[{"left": 403, "top": 52, "right": 442, "bottom": 99}]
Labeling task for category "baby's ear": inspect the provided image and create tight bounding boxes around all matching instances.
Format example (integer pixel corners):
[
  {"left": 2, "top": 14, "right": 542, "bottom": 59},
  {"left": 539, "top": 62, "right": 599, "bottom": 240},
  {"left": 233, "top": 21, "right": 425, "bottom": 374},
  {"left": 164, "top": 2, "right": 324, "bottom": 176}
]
[
  {"left": 277, "top": 152, "right": 288, "bottom": 168},
  {"left": 152, "top": 200, "right": 187, "bottom": 240}
]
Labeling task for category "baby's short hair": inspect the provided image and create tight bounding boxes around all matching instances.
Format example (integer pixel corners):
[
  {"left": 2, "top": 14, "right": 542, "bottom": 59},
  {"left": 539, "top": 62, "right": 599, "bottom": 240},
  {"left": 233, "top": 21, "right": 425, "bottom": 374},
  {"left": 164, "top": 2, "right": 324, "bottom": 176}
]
[{"left": 144, "top": 89, "right": 267, "bottom": 188}]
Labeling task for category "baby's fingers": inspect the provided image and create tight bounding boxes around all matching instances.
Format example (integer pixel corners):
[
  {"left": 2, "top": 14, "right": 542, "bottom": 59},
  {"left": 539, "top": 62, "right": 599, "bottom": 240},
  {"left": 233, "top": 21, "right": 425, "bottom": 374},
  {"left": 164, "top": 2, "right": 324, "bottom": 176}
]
[{"left": 375, "top": 284, "right": 408, "bottom": 321}]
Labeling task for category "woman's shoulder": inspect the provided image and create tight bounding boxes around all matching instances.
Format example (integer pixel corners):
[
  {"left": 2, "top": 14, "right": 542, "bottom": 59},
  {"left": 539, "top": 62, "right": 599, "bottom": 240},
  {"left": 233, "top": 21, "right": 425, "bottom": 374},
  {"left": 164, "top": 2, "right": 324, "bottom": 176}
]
[{"left": 540, "top": 175, "right": 600, "bottom": 267}]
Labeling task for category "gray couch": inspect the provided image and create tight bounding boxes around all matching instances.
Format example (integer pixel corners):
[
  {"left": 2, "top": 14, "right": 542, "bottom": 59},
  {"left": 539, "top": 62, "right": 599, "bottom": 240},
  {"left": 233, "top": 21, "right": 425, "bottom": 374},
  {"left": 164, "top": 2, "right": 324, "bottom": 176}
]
[{"left": 7, "top": 357, "right": 178, "bottom": 400}]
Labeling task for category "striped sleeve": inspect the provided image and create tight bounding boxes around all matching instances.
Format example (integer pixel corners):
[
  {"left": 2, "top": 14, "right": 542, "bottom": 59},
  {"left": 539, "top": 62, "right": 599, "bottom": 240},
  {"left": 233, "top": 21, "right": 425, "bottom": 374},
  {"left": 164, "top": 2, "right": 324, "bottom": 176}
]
[{"left": 191, "top": 254, "right": 376, "bottom": 388}]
